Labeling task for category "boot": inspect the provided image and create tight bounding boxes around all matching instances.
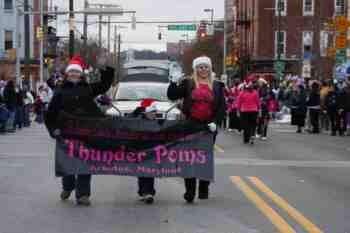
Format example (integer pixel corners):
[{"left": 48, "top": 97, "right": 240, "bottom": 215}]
[
  {"left": 60, "top": 190, "right": 72, "bottom": 201},
  {"left": 76, "top": 196, "right": 91, "bottom": 206}
]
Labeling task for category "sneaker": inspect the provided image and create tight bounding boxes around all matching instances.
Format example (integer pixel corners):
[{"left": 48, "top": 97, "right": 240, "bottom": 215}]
[
  {"left": 60, "top": 190, "right": 72, "bottom": 201},
  {"left": 183, "top": 192, "right": 195, "bottom": 204},
  {"left": 144, "top": 194, "right": 154, "bottom": 204},
  {"left": 139, "top": 195, "right": 146, "bottom": 202},
  {"left": 76, "top": 196, "right": 91, "bottom": 206},
  {"left": 228, "top": 128, "right": 233, "bottom": 132},
  {"left": 261, "top": 137, "right": 267, "bottom": 141},
  {"left": 255, "top": 134, "right": 261, "bottom": 139}
]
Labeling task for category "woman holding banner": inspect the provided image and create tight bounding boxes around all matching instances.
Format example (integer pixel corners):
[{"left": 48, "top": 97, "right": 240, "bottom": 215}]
[
  {"left": 167, "top": 56, "right": 226, "bottom": 203},
  {"left": 44, "top": 56, "right": 114, "bottom": 206}
]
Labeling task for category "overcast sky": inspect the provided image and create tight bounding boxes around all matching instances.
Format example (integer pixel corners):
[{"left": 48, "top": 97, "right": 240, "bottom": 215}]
[{"left": 52, "top": 0, "right": 224, "bottom": 52}]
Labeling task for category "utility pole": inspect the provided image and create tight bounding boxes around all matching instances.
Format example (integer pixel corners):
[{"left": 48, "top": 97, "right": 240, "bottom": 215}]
[
  {"left": 24, "top": 0, "right": 30, "bottom": 87},
  {"left": 99, "top": 6, "right": 103, "bottom": 48},
  {"left": 69, "top": 0, "right": 74, "bottom": 58},
  {"left": 114, "top": 25, "right": 117, "bottom": 65},
  {"left": 108, "top": 16, "right": 111, "bottom": 52},
  {"left": 277, "top": 0, "right": 281, "bottom": 62},
  {"left": 39, "top": 0, "right": 44, "bottom": 83},
  {"left": 223, "top": 0, "right": 227, "bottom": 82},
  {"left": 15, "top": 6, "right": 21, "bottom": 87},
  {"left": 83, "top": 0, "right": 88, "bottom": 56},
  {"left": 117, "top": 34, "right": 121, "bottom": 83}
]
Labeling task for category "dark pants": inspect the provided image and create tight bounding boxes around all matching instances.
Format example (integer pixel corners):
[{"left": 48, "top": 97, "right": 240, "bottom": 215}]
[
  {"left": 14, "top": 106, "right": 24, "bottom": 129},
  {"left": 257, "top": 117, "right": 269, "bottom": 137},
  {"left": 241, "top": 112, "right": 258, "bottom": 143},
  {"left": 309, "top": 109, "right": 320, "bottom": 133},
  {"left": 62, "top": 175, "right": 91, "bottom": 199},
  {"left": 229, "top": 110, "right": 241, "bottom": 131},
  {"left": 328, "top": 111, "right": 337, "bottom": 134},
  {"left": 138, "top": 177, "right": 155, "bottom": 196},
  {"left": 337, "top": 111, "right": 347, "bottom": 135},
  {"left": 184, "top": 178, "right": 210, "bottom": 197},
  {"left": 24, "top": 104, "right": 31, "bottom": 127}
]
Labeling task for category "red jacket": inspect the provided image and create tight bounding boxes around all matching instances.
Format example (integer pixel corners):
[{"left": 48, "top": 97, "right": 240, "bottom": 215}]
[{"left": 236, "top": 90, "right": 260, "bottom": 112}]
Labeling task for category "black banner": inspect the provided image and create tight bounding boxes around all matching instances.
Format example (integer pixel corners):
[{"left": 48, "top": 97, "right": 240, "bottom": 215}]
[{"left": 55, "top": 113, "right": 215, "bottom": 181}]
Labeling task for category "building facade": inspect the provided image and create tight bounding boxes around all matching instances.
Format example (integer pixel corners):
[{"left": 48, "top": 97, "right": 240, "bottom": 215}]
[
  {"left": 0, "top": 0, "right": 49, "bottom": 82},
  {"left": 228, "top": 0, "right": 347, "bottom": 80}
]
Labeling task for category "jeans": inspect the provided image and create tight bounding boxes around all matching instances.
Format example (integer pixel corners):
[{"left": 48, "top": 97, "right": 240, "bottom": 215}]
[
  {"left": 62, "top": 175, "right": 91, "bottom": 199},
  {"left": 5, "top": 110, "right": 16, "bottom": 131},
  {"left": 24, "top": 104, "right": 31, "bottom": 127},
  {"left": 14, "top": 106, "right": 25, "bottom": 129}
]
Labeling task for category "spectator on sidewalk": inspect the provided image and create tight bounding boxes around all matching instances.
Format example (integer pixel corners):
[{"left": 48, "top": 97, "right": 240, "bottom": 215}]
[
  {"left": 291, "top": 85, "right": 307, "bottom": 133},
  {"left": 23, "top": 86, "right": 34, "bottom": 127},
  {"left": 14, "top": 86, "right": 25, "bottom": 130},
  {"left": 3, "top": 80, "right": 17, "bottom": 132},
  {"left": 307, "top": 82, "right": 321, "bottom": 134}
]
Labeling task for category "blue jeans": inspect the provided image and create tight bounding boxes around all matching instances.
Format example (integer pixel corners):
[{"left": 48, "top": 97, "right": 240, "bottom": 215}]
[
  {"left": 24, "top": 104, "right": 31, "bottom": 127},
  {"left": 14, "top": 106, "right": 25, "bottom": 129},
  {"left": 5, "top": 111, "right": 15, "bottom": 131}
]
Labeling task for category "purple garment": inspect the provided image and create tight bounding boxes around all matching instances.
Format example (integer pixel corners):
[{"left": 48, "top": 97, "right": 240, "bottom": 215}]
[{"left": 346, "top": 112, "right": 350, "bottom": 127}]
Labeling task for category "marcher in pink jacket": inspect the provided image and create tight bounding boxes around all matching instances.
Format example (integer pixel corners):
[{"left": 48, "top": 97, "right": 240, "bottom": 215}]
[{"left": 236, "top": 83, "right": 261, "bottom": 144}]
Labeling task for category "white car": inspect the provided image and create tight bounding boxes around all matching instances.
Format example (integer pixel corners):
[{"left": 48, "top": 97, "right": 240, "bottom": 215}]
[{"left": 106, "top": 82, "right": 182, "bottom": 120}]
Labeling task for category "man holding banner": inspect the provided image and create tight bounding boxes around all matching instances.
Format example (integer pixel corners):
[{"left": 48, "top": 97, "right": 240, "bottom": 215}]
[
  {"left": 44, "top": 56, "right": 114, "bottom": 206},
  {"left": 167, "top": 56, "right": 226, "bottom": 203}
]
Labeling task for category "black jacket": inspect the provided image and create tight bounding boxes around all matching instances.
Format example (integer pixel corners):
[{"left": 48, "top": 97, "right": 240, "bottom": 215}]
[
  {"left": 325, "top": 91, "right": 338, "bottom": 112},
  {"left": 291, "top": 92, "right": 307, "bottom": 114},
  {"left": 167, "top": 79, "right": 226, "bottom": 124},
  {"left": 44, "top": 67, "right": 114, "bottom": 136},
  {"left": 337, "top": 89, "right": 350, "bottom": 111},
  {"left": 307, "top": 91, "right": 321, "bottom": 108},
  {"left": 3, "top": 84, "right": 17, "bottom": 111}
]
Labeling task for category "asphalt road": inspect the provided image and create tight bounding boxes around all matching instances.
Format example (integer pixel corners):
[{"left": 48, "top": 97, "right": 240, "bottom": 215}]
[{"left": 0, "top": 122, "right": 349, "bottom": 233}]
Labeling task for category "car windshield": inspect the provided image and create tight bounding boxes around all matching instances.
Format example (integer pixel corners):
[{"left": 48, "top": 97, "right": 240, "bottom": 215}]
[
  {"left": 115, "top": 84, "right": 169, "bottom": 102},
  {"left": 126, "top": 67, "right": 168, "bottom": 76}
]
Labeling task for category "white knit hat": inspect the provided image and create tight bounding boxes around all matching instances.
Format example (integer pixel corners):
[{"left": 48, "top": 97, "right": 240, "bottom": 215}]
[{"left": 192, "top": 56, "right": 212, "bottom": 70}]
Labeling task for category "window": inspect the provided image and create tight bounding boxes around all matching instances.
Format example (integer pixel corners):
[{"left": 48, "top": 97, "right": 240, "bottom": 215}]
[
  {"left": 303, "top": 0, "right": 314, "bottom": 15},
  {"left": 275, "top": 0, "right": 287, "bottom": 16},
  {"left": 4, "top": 0, "right": 13, "bottom": 10},
  {"left": 303, "top": 31, "right": 313, "bottom": 59},
  {"left": 275, "top": 31, "right": 286, "bottom": 58},
  {"left": 335, "top": 0, "right": 345, "bottom": 16},
  {"left": 5, "top": 30, "right": 13, "bottom": 50},
  {"left": 320, "top": 31, "right": 329, "bottom": 57}
]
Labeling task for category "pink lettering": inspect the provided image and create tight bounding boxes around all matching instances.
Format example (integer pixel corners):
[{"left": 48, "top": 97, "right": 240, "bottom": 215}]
[
  {"left": 154, "top": 146, "right": 167, "bottom": 164},
  {"left": 64, "top": 139, "right": 75, "bottom": 157},
  {"left": 126, "top": 152, "right": 136, "bottom": 163},
  {"left": 79, "top": 142, "right": 90, "bottom": 161},
  {"left": 168, "top": 150, "right": 177, "bottom": 163},
  {"left": 196, "top": 150, "right": 207, "bottom": 164}
]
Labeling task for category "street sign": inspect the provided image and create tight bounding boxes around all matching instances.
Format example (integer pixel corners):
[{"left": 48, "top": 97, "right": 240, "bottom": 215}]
[
  {"left": 167, "top": 24, "right": 197, "bottom": 31},
  {"left": 207, "top": 24, "right": 214, "bottom": 36},
  {"left": 225, "top": 56, "right": 233, "bottom": 65},
  {"left": 327, "top": 47, "right": 337, "bottom": 58},
  {"left": 302, "top": 63, "right": 311, "bottom": 78},
  {"left": 336, "top": 49, "right": 347, "bottom": 64},
  {"left": 335, "top": 35, "right": 348, "bottom": 49},
  {"left": 335, "top": 16, "right": 350, "bottom": 32}
]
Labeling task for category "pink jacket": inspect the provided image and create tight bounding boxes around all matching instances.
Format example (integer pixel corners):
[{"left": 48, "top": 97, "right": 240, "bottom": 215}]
[{"left": 236, "top": 90, "right": 260, "bottom": 112}]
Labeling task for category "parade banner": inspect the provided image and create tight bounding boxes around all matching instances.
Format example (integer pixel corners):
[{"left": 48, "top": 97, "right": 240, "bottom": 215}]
[{"left": 55, "top": 113, "right": 214, "bottom": 181}]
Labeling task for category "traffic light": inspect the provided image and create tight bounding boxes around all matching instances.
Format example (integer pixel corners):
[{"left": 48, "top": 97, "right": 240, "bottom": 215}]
[{"left": 158, "top": 32, "right": 162, "bottom": 40}]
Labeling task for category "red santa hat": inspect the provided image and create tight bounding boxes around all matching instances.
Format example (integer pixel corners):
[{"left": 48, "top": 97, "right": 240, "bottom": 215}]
[
  {"left": 140, "top": 99, "right": 158, "bottom": 113},
  {"left": 65, "top": 55, "right": 87, "bottom": 74}
]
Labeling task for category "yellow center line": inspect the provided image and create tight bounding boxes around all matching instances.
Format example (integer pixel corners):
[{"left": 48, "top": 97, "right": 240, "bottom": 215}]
[
  {"left": 249, "top": 177, "right": 324, "bottom": 233},
  {"left": 214, "top": 144, "right": 224, "bottom": 153},
  {"left": 230, "top": 176, "right": 297, "bottom": 233}
]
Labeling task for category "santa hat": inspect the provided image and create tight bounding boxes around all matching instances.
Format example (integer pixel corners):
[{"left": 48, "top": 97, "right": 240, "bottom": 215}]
[
  {"left": 65, "top": 55, "right": 87, "bottom": 74},
  {"left": 140, "top": 99, "right": 158, "bottom": 113},
  {"left": 192, "top": 56, "right": 212, "bottom": 70}
]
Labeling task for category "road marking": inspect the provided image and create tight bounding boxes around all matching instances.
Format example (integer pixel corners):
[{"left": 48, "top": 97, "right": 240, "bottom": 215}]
[
  {"left": 216, "top": 158, "right": 350, "bottom": 168},
  {"left": 249, "top": 177, "right": 324, "bottom": 233},
  {"left": 214, "top": 144, "right": 225, "bottom": 153},
  {"left": 230, "top": 176, "right": 296, "bottom": 233}
]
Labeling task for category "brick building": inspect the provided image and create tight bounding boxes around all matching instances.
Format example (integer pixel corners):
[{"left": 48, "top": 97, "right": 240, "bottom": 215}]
[{"left": 228, "top": 0, "right": 347, "bottom": 80}]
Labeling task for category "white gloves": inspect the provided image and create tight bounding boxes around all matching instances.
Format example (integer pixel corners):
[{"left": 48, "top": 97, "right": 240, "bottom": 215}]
[
  {"left": 237, "top": 111, "right": 241, "bottom": 118},
  {"left": 170, "top": 70, "right": 183, "bottom": 83},
  {"left": 52, "top": 129, "right": 61, "bottom": 138},
  {"left": 208, "top": 122, "right": 217, "bottom": 132}
]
